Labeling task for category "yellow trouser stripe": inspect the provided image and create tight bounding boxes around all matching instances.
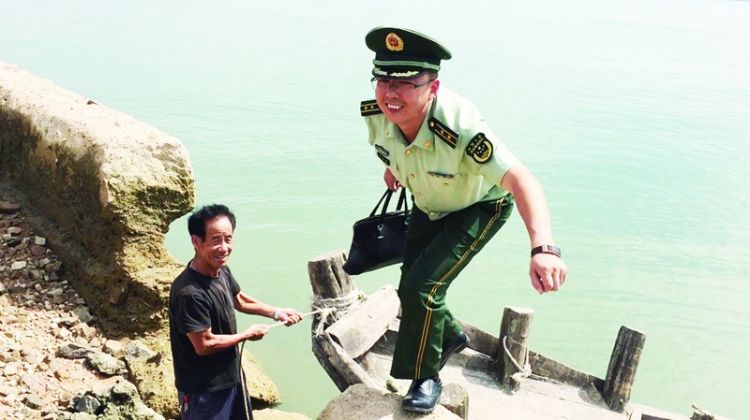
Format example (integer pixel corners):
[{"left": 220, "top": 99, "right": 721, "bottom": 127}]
[{"left": 414, "top": 199, "right": 504, "bottom": 378}]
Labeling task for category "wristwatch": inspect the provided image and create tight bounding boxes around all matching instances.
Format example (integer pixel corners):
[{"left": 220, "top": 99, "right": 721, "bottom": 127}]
[{"left": 531, "top": 244, "right": 561, "bottom": 258}]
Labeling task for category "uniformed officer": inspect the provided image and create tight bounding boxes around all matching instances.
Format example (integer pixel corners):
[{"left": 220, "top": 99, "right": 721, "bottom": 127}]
[{"left": 361, "top": 27, "right": 568, "bottom": 413}]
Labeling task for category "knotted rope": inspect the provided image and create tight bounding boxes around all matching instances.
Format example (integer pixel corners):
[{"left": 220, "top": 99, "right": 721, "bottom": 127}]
[
  {"left": 503, "top": 335, "right": 532, "bottom": 383},
  {"left": 310, "top": 289, "right": 366, "bottom": 336}
]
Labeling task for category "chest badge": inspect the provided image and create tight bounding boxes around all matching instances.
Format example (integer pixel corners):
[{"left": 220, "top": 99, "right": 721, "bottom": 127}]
[{"left": 466, "top": 133, "right": 494, "bottom": 164}]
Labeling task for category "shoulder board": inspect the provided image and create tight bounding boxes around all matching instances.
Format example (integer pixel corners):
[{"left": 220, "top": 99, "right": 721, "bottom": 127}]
[
  {"left": 428, "top": 117, "right": 458, "bottom": 149},
  {"left": 360, "top": 99, "right": 382, "bottom": 116}
]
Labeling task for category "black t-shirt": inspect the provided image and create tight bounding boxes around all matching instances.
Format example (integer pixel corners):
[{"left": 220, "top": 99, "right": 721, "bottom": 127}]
[{"left": 169, "top": 264, "right": 242, "bottom": 393}]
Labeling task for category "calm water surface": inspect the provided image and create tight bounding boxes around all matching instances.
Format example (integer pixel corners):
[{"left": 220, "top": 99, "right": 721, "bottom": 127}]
[{"left": 2, "top": 0, "right": 749, "bottom": 417}]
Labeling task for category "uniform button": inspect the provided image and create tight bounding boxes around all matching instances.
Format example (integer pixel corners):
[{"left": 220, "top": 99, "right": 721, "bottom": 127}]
[
  {"left": 430, "top": 212, "right": 437, "bottom": 217},
  {"left": 409, "top": 173, "right": 415, "bottom": 179},
  {"left": 405, "top": 149, "right": 412, "bottom": 155},
  {"left": 423, "top": 140, "right": 432, "bottom": 149}
]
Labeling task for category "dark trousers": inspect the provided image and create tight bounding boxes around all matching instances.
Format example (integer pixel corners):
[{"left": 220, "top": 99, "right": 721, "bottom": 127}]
[
  {"left": 390, "top": 195, "right": 514, "bottom": 380},
  {"left": 179, "top": 383, "right": 253, "bottom": 420}
]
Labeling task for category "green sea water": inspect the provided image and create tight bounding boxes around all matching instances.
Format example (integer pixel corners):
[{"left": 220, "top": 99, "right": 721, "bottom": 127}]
[{"left": 2, "top": 0, "right": 749, "bottom": 417}]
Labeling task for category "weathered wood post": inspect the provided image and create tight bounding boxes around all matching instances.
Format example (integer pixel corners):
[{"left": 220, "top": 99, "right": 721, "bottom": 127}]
[
  {"left": 602, "top": 326, "right": 646, "bottom": 412},
  {"left": 495, "top": 306, "right": 534, "bottom": 389},
  {"left": 309, "top": 250, "right": 357, "bottom": 302},
  {"left": 308, "top": 250, "right": 372, "bottom": 391}
]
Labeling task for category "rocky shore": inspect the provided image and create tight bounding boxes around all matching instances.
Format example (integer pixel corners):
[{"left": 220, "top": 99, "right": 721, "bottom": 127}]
[
  {"left": 0, "top": 200, "right": 163, "bottom": 418},
  {"left": 0, "top": 200, "right": 310, "bottom": 420}
]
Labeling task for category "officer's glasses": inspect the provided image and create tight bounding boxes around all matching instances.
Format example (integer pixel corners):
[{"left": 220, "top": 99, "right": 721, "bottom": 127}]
[{"left": 371, "top": 77, "right": 436, "bottom": 92}]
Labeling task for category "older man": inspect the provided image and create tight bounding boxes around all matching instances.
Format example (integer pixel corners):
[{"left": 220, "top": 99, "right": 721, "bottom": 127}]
[
  {"left": 169, "top": 204, "right": 302, "bottom": 419},
  {"left": 360, "top": 27, "right": 568, "bottom": 413}
]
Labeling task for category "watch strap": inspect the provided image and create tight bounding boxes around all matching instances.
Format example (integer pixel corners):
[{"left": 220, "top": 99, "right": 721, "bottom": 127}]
[{"left": 531, "top": 244, "right": 561, "bottom": 258}]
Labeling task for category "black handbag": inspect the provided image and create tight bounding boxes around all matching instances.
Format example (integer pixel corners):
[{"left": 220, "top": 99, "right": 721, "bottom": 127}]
[{"left": 343, "top": 188, "right": 410, "bottom": 275}]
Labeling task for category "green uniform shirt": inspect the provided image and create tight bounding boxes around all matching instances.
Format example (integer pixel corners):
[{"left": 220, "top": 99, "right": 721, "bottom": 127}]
[{"left": 364, "top": 88, "right": 519, "bottom": 220}]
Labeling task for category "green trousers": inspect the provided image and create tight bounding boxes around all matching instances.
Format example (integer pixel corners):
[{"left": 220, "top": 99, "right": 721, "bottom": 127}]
[{"left": 390, "top": 194, "right": 514, "bottom": 380}]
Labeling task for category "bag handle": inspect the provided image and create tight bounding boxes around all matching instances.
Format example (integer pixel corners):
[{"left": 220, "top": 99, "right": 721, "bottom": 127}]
[
  {"left": 369, "top": 188, "right": 409, "bottom": 218},
  {"left": 370, "top": 189, "right": 392, "bottom": 217}
]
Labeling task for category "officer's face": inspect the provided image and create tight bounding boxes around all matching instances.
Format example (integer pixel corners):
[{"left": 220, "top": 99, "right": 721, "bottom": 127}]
[
  {"left": 191, "top": 215, "right": 234, "bottom": 273},
  {"left": 375, "top": 73, "right": 439, "bottom": 128}
]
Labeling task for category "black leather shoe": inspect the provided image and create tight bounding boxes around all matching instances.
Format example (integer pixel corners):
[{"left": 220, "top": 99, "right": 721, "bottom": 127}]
[
  {"left": 402, "top": 376, "right": 442, "bottom": 413},
  {"left": 440, "top": 331, "right": 470, "bottom": 369}
]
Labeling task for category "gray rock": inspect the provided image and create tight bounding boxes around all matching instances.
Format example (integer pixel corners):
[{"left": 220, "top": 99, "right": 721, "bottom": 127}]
[
  {"left": 7, "top": 226, "right": 22, "bottom": 235},
  {"left": 86, "top": 351, "right": 127, "bottom": 376},
  {"left": 30, "top": 245, "right": 46, "bottom": 256},
  {"left": 11, "top": 260, "right": 27, "bottom": 270},
  {"left": 103, "top": 340, "right": 124, "bottom": 357},
  {"left": 317, "top": 384, "right": 461, "bottom": 420},
  {"left": 110, "top": 380, "right": 139, "bottom": 403},
  {"left": 30, "top": 269, "right": 44, "bottom": 281},
  {"left": 74, "top": 394, "right": 101, "bottom": 414},
  {"left": 58, "top": 342, "right": 94, "bottom": 359},
  {"left": 73, "top": 306, "right": 94, "bottom": 324},
  {"left": 125, "top": 340, "right": 159, "bottom": 365},
  {"left": 34, "top": 236, "right": 47, "bottom": 246},
  {"left": 45, "top": 260, "right": 62, "bottom": 273}
]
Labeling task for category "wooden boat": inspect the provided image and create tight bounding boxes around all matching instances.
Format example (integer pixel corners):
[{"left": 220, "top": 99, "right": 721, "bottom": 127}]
[{"left": 306, "top": 251, "right": 725, "bottom": 420}]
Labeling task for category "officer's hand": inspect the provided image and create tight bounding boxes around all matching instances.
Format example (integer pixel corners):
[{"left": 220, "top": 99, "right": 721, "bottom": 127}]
[
  {"left": 384, "top": 168, "right": 402, "bottom": 191},
  {"left": 277, "top": 308, "right": 303, "bottom": 326},
  {"left": 243, "top": 324, "right": 269, "bottom": 341},
  {"left": 529, "top": 254, "right": 567, "bottom": 294}
]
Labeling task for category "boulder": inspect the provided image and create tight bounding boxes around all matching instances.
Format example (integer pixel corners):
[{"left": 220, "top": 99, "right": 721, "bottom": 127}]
[
  {"left": 317, "top": 384, "right": 462, "bottom": 420},
  {"left": 0, "top": 61, "right": 194, "bottom": 336},
  {"left": 1, "top": 61, "right": 194, "bottom": 417},
  {"left": 86, "top": 351, "right": 127, "bottom": 376}
]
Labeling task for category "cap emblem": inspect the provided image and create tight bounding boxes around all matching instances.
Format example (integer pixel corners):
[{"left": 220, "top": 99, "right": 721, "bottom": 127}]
[{"left": 385, "top": 32, "right": 404, "bottom": 52}]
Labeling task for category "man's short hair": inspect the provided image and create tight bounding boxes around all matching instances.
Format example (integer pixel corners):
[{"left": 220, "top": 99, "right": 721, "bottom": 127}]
[{"left": 187, "top": 204, "right": 237, "bottom": 240}]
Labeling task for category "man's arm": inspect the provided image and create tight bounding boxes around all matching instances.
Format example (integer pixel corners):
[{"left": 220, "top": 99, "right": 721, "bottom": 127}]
[
  {"left": 187, "top": 325, "right": 268, "bottom": 356},
  {"left": 233, "top": 292, "right": 303, "bottom": 325},
  {"left": 500, "top": 163, "right": 568, "bottom": 294}
]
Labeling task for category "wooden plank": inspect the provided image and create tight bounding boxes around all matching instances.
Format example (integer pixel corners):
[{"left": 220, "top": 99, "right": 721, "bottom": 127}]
[
  {"left": 312, "top": 333, "right": 380, "bottom": 391},
  {"left": 457, "top": 319, "right": 499, "bottom": 357},
  {"left": 529, "top": 351, "right": 604, "bottom": 390},
  {"left": 603, "top": 326, "right": 646, "bottom": 412},
  {"left": 327, "top": 285, "right": 400, "bottom": 359}
]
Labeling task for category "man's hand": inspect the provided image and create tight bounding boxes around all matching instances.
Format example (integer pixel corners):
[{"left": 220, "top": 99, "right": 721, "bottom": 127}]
[
  {"left": 530, "top": 254, "right": 567, "bottom": 294},
  {"left": 242, "top": 324, "right": 269, "bottom": 341},
  {"left": 384, "top": 168, "right": 402, "bottom": 191},
  {"left": 276, "top": 308, "right": 303, "bottom": 326}
]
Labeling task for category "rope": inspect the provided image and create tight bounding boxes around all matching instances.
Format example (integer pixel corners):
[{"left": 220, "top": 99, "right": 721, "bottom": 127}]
[
  {"left": 310, "top": 289, "right": 366, "bottom": 336},
  {"left": 502, "top": 335, "right": 532, "bottom": 378},
  {"left": 265, "top": 308, "right": 326, "bottom": 329}
]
